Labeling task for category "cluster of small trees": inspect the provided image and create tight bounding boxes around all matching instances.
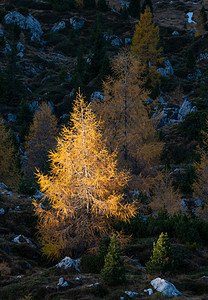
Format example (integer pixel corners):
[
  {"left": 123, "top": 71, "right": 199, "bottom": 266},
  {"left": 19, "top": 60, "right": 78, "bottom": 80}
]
[{"left": 1, "top": 6, "right": 208, "bottom": 265}]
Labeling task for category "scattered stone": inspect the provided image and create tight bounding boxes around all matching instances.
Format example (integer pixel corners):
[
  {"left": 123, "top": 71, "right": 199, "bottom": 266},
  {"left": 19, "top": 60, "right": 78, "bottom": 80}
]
[
  {"left": 29, "top": 101, "right": 40, "bottom": 111},
  {"left": 4, "top": 11, "right": 43, "bottom": 41},
  {"left": 157, "top": 57, "right": 174, "bottom": 77},
  {"left": 24, "top": 66, "right": 40, "bottom": 77},
  {"left": 51, "top": 21, "right": 66, "bottom": 32},
  {"left": 8, "top": 113, "right": 17, "bottom": 123},
  {"left": 57, "top": 277, "right": 68, "bottom": 288},
  {"left": 187, "top": 69, "right": 202, "bottom": 81},
  {"left": 70, "top": 17, "right": 85, "bottom": 30},
  {"left": 178, "top": 99, "right": 195, "bottom": 121},
  {"left": 16, "top": 42, "right": 24, "bottom": 53},
  {"left": 202, "top": 276, "right": 208, "bottom": 279},
  {"left": 172, "top": 30, "right": 179, "bottom": 36},
  {"left": 194, "top": 198, "right": 203, "bottom": 208},
  {"left": 17, "top": 275, "right": 22, "bottom": 278},
  {"left": 15, "top": 206, "right": 21, "bottom": 211},
  {"left": 186, "top": 12, "right": 197, "bottom": 24},
  {"left": 4, "top": 41, "right": 12, "bottom": 54},
  {"left": 111, "top": 37, "right": 123, "bottom": 47},
  {"left": 12, "top": 235, "right": 36, "bottom": 248},
  {"left": 88, "top": 282, "right": 100, "bottom": 287},
  {"left": 124, "top": 291, "right": 139, "bottom": 298},
  {"left": 125, "top": 38, "right": 131, "bottom": 44},
  {"left": 144, "top": 288, "right": 153, "bottom": 295},
  {"left": 0, "top": 25, "right": 3, "bottom": 37},
  {"left": 17, "top": 52, "right": 24, "bottom": 58},
  {"left": 60, "top": 113, "right": 70, "bottom": 120},
  {"left": 0, "top": 208, "right": 5, "bottom": 215},
  {"left": 1, "top": 190, "right": 12, "bottom": 197},
  {"left": 151, "top": 277, "right": 182, "bottom": 297},
  {"left": 0, "top": 183, "right": 7, "bottom": 190},
  {"left": 91, "top": 91, "right": 104, "bottom": 103},
  {"left": 199, "top": 52, "right": 208, "bottom": 61},
  {"left": 56, "top": 256, "right": 81, "bottom": 272},
  {"left": 33, "top": 190, "right": 45, "bottom": 200}
]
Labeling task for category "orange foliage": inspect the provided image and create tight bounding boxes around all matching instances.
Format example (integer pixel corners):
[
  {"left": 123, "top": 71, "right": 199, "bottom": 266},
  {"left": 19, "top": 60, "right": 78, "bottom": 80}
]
[
  {"left": 131, "top": 7, "right": 164, "bottom": 88},
  {"left": 93, "top": 48, "right": 163, "bottom": 191},
  {"left": 33, "top": 91, "right": 137, "bottom": 259}
]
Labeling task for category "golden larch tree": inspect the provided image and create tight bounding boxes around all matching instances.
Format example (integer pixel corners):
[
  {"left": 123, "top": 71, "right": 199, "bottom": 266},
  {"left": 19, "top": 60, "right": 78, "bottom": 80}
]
[
  {"left": 33, "top": 91, "right": 136, "bottom": 259},
  {"left": 131, "top": 6, "right": 164, "bottom": 88},
  {"left": 0, "top": 119, "right": 20, "bottom": 187},
  {"left": 93, "top": 48, "right": 163, "bottom": 191},
  {"left": 150, "top": 171, "right": 182, "bottom": 215},
  {"left": 24, "top": 102, "right": 57, "bottom": 178}
]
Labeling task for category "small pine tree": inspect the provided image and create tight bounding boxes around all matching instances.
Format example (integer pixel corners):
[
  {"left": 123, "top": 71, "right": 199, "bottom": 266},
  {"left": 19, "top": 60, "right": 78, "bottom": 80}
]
[
  {"left": 101, "top": 235, "right": 126, "bottom": 285},
  {"left": 146, "top": 232, "right": 174, "bottom": 274}
]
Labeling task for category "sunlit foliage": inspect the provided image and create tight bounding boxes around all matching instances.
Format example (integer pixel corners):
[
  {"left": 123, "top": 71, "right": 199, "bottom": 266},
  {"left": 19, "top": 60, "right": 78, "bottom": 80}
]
[
  {"left": 33, "top": 91, "right": 137, "bottom": 259},
  {"left": 131, "top": 7, "right": 163, "bottom": 89}
]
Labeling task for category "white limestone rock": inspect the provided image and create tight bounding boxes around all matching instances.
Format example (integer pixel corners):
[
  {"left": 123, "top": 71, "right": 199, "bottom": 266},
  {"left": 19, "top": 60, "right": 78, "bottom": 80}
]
[
  {"left": 178, "top": 99, "right": 193, "bottom": 121},
  {"left": 151, "top": 278, "right": 182, "bottom": 297},
  {"left": 124, "top": 291, "right": 139, "bottom": 298},
  {"left": 13, "top": 235, "right": 36, "bottom": 248},
  {"left": 91, "top": 91, "right": 104, "bottom": 103},
  {"left": 111, "top": 37, "right": 123, "bottom": 47},
  {"left": 70, "top": 17, "right": 85, "bottom": 30},
  {"left": 51, "top": 21, "right": 66, "bottom": 32},
  {"left": 56, "top": 256, "right": 80, "bottom": 272},
  {"left": 4, "top": 11, "right": 43, "bottom": 41},
  {"left": 0, "top": 208, "right": 5, "bottom": 215},
  {"left": 57, "top": 277, "right": 68, "bottom": 288},
  {"left": 157, "top": 57, "right": 174, "bottom": 77},
  {"left": 8, "top": 113, "right": 17, "bottom": 123}
]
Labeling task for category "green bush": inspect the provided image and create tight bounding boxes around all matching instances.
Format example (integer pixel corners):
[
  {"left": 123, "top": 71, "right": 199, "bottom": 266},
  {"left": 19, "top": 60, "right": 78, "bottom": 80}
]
[
  {"left": 178, "top": 111, "right": 208, "bottom": 142},
  {"left": 146, "top": 232, "right": 174, "bottom": 274},
  {"left": 101, "top": 235, "right": 126, "bottom": 285},
  {"left": 114, "top": 212, "right": 208, "bottom": 246}
]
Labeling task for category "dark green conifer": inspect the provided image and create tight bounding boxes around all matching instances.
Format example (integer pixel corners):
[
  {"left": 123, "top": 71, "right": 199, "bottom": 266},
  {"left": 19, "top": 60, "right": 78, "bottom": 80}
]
[{"left": 101, "top": 235, "right": 126, "bottom": 286}]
